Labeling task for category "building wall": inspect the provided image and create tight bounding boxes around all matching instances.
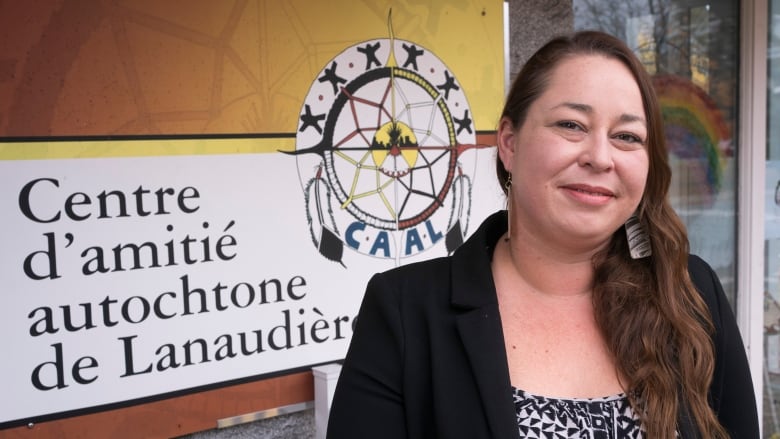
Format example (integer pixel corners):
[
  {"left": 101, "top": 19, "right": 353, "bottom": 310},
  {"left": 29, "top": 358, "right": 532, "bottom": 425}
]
[
  {"left": 179, "top": 410, "right": 315, "bottom": 439},
  {"left": 507, "top": 0, "right": 573, "bottom": 79}
]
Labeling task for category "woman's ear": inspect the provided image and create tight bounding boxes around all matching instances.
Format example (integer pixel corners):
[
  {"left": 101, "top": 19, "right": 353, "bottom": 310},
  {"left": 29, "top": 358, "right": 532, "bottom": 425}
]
[{"left": 496, "top": 117, "right": 516, "bottom": 173}]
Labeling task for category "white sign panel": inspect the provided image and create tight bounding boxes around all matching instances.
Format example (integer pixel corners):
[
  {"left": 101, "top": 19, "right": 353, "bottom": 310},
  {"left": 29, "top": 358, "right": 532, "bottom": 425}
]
[{"left": 0, "top": 146, "right": 501, "bottom": 426}]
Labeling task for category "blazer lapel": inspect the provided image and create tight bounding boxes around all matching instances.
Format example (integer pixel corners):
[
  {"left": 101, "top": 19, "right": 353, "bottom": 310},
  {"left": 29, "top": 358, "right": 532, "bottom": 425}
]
[
  {"left": 451, "top": 211, "right": 518, "bottom": 439},
  {"left": 456, "top": 306, "right": 518, "bottom": 439}
]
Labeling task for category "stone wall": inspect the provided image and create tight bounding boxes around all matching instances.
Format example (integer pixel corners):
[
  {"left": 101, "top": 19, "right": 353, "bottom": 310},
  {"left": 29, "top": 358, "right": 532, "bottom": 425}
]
[{"left": 506, "top": 0, "right": 573, "bottom": 80}]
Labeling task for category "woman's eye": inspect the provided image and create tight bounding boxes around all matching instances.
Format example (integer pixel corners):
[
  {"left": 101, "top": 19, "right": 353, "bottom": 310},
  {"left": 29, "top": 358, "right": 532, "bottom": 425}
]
[
  {"left": 615, "top": 133, "right": 644, "bottom": 144},
  {"left": 557, "top": 121, "right": 581, "bottom": 130}
]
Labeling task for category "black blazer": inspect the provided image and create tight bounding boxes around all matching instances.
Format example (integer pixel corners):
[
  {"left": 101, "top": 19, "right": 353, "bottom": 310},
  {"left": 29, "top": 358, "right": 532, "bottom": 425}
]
[{"left": 327, "top": 211, "right": 758, "bottom": 438}]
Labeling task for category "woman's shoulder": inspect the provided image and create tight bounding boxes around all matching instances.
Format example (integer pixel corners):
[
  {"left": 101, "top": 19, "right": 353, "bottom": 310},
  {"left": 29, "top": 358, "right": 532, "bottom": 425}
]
[
  {"left": 687, "top": 253, "right": 715, "bottom": 278},
  {"left": 369, "top": 211, "right": 506, "bottom": 291},
  {"left": 367, "top": 256, "right": 453, "bottom": 302},
  {"left": 686, "top": 254, "right": 730, "bottom": 331},
  {"left": 687, "top": 254, "right": 722, "bottom": 298}
]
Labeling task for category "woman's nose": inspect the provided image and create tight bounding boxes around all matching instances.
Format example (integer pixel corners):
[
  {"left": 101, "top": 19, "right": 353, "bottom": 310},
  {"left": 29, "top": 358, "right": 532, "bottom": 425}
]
[{"left": 577, "top": 134, "right": 613, "bottom": 171}]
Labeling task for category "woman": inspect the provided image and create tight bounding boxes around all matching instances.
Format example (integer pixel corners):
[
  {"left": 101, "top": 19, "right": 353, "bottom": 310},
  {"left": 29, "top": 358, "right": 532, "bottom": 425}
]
[{"left": 327, "top": 31, "right": 758, "bottom": 438}]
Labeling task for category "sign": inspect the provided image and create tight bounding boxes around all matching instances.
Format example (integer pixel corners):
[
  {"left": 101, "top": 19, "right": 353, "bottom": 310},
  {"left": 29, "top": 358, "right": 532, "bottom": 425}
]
[{"left": 0, "top": 1, "right": 504, "bottom": 429}]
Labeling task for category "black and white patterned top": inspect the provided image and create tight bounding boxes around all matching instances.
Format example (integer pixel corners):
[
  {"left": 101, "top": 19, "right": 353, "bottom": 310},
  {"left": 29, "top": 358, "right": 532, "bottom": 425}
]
[{"left": 512, "top": 387, "right": 643, "bottom": 438}]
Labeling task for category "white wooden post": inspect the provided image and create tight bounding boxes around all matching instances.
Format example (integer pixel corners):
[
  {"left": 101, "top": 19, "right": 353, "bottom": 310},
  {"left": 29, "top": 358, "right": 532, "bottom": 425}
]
[{"left": 313, "top": 363, "right": 342, "bottom": 439}]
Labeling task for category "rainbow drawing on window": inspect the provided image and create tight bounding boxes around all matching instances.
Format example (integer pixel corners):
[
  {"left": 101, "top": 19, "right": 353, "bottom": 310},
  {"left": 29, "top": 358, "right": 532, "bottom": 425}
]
[{"left": 652, "top": 74, "right": 731, "bottom": 207}]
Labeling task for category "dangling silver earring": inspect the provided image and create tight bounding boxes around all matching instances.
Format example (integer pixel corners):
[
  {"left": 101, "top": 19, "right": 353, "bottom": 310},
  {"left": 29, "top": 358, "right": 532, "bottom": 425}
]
[
  {"left": 505, "top": 173, "right": 512, "bottom": 240},
  {"left": 625, "top": 213, "right": 652, "bottom": 259}
]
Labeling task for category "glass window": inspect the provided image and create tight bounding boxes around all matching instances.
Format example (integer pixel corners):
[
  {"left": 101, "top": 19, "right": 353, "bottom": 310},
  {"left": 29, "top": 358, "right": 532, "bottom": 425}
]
[
  {"left": 573, "top": 0, "right": 740, "bottom": 306},
  {"left": 764, "top": 0, "right": 780, "bottom": 436}
]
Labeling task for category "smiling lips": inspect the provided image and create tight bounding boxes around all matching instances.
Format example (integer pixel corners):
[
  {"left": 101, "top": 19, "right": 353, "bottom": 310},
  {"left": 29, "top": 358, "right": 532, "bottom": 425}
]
[{"left": 561, "top": 184, "right": 615, "bottom": 203}]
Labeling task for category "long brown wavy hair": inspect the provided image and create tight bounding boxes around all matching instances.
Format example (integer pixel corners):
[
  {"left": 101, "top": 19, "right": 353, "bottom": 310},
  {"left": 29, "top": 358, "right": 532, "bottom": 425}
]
[{"left": 497, "top": 31, "right": 727, "bottom": 438}]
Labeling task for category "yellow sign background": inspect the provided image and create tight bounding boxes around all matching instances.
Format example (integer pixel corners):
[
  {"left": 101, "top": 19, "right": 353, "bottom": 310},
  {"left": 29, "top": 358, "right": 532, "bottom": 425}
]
[{"left": 0, "top": 1, "right": 504, "bottom": 159}]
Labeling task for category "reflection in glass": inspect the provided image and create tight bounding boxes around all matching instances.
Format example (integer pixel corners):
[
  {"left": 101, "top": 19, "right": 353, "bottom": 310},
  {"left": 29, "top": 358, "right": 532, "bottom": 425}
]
[{"left": 574, "top": 0, "right": 739, "bottom": 307}]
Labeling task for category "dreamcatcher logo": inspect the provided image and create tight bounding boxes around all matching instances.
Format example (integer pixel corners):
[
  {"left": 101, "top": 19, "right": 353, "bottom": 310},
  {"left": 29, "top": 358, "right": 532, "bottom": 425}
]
[{"left": 287, "top": 16, "right": 488, "bottom": 267}]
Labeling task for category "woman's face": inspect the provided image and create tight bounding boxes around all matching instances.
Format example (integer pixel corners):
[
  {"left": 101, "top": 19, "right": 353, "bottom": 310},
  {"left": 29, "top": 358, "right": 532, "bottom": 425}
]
[{"left": 497, "top": 54, "right": 650, "bottom": 253}]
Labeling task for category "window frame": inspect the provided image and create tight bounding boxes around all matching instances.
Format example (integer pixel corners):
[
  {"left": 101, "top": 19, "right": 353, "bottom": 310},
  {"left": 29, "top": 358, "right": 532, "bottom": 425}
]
[{"left": 739, "top": 0, "right": 768, "bottom": 428}]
